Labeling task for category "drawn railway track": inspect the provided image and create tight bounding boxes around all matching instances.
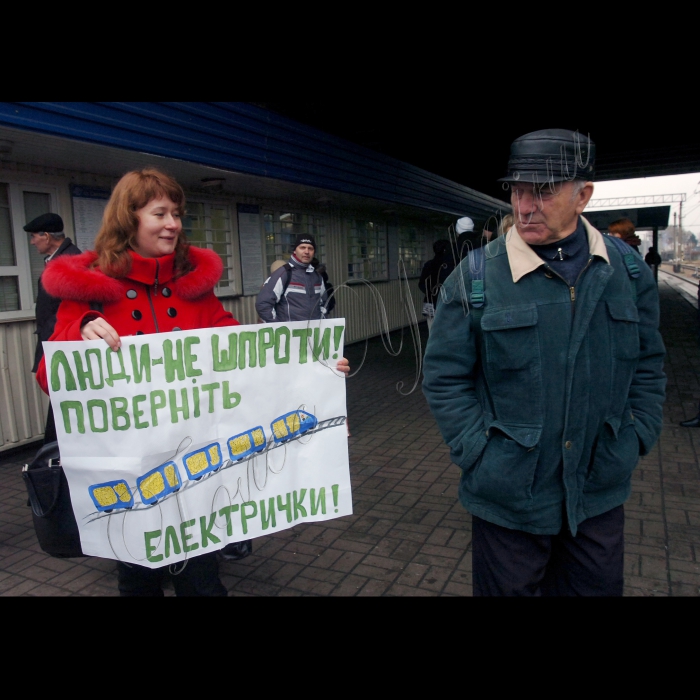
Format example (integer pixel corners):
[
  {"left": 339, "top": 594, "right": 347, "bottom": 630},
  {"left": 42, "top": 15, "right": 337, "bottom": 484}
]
[{"left": 84, "top": 415, "right": 347, "bottom": 524}]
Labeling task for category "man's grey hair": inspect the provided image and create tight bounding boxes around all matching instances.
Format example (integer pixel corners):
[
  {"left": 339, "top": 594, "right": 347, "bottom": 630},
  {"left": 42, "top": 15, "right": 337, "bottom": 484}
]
[
  {"left": 47, "top": 231, "right": 65, "bottom": 239},
  {"left": 570, "top": 179, "right": 588, "bottom": 198}
]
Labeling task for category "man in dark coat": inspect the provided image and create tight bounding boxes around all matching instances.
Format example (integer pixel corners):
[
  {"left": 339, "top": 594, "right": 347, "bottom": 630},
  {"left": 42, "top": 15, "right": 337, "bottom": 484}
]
[
  {"left": 644, "top": 246, "right": 662, "bottom": 268},
  {"left": 25, "top": 213, "right": 80, "bottom": 443},
  {"left": 422, "top": 129, "right": 666, "bottom": 596},
  {"left": 418, "top": 239, "right": 454, "bottom": 332}
]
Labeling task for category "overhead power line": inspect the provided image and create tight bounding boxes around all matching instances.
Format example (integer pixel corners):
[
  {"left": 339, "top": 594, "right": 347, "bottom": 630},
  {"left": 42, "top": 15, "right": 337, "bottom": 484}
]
[{"left": 587, "top": 193, "right": 687, "bottom": 208}]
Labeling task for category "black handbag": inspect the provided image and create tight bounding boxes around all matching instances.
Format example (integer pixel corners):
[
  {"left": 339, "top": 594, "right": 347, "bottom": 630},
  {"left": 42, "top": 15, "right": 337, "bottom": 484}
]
[{"left": 22, "top": 441, "right": 84, "bottom": 558}]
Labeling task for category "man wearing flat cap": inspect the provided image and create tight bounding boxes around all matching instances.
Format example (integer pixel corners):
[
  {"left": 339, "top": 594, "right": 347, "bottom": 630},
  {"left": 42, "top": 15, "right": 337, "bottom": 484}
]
[
  {"left": 24, "top": 213, "right": 80, "bottom": 443},
  {"left": 423, "top": 129, "right": 666, "bottom": 596}
]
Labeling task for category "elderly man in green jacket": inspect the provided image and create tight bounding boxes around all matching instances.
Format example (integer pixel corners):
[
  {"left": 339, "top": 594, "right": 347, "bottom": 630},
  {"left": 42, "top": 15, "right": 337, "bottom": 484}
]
[{"left": 422, "top": 129, "right": 666, "bottom": 596}]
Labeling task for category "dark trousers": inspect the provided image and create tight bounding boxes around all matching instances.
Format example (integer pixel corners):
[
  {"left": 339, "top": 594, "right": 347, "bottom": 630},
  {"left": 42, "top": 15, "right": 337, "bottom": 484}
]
[
  {"left": 116, "top": 552, "right": 227, "bottom": 597},
  {"left": 472, "top": 505, "right": 624, "bottom": 596}
]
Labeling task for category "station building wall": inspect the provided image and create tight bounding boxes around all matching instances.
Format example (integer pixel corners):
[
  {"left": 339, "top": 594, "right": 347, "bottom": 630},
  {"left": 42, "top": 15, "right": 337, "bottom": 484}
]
[{"left": 0, "top": 158, "right": 447, "bottom": 451}]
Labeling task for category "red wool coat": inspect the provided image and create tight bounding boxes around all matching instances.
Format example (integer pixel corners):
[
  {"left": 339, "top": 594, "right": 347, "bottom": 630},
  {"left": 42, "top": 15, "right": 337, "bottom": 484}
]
[{"left": 36, "top": 246, "right": 239, "bottom": 393}]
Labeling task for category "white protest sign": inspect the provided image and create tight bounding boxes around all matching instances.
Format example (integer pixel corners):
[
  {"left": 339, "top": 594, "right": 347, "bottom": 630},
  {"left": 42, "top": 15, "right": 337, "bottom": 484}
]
[{"left": 44, "top": 319, "right": 351, "bottom": 569}]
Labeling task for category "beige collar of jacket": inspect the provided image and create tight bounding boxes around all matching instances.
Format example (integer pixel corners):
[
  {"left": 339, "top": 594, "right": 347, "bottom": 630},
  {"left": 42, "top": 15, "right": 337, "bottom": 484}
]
[{"left": 505, "top": 215, "right": 610, "bottom": 283}]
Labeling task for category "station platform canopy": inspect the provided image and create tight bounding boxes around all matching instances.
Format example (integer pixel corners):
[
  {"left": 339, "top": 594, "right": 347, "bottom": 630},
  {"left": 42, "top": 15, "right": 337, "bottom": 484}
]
[
  {"left": 252, "top": 104, "right": 700, "bottom": 202},
  {"left": 0, "top": 102, "right": 508, "bottom": 224},
  {"left": 584, "top": 205, "right": 671, "bottom": 232}
]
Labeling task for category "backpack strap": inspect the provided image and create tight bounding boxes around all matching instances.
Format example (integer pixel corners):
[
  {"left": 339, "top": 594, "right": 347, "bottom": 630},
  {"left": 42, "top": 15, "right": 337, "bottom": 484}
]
[
  {"left": 606, "top": 235, "right": 641, "bottom": 278},
  {"left": 468, "top": 247, "right": 486, "bottom": 308},
  {"left": 605, "top": 235, "right": 640, "bottom": 301},
  {"left": 280, "top": 263, "right": 294, "bottom": 297},
  {"left": 466, "top": 246, "right": 487, "bottom": 335}
]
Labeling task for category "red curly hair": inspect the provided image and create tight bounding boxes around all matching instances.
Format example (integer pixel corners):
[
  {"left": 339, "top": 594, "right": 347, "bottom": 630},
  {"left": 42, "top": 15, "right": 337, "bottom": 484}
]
[
  {"left": 93, "top": 168, "right": 192, "bottom": 278},
  {"left": 607, "top": 217, "right": 636, "bottom": 239}
]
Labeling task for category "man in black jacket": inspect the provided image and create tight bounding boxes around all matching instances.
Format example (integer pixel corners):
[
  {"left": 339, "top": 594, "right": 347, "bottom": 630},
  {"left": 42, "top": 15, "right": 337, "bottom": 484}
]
[
  {"left": 418, "top": 239, "right": 454, "bottom": 332},
  {"left": 25, "top": 213, "right": 81, "bottom": 443}
]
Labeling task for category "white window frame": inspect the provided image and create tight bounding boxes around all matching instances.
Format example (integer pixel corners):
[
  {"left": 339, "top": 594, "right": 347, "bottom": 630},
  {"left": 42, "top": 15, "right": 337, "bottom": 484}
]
[
  {"left": 183, "top": 197, "right": 241, "bottom": 297},
  {"left": 0, "top": 181, "right": 59, "bottom": 321},
  {"left": 347, "top": 219, "right": 388, "bottom": 281},
  {"left": 263, "top": 208, "right": 327, "bottom": 272},
  {"left": 398, "top": 223, "right": 424, "bottom": 278}
]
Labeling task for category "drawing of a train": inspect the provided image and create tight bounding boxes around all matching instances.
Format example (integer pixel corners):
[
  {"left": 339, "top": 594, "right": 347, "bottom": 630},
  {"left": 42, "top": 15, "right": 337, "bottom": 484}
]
[
  {"left": 228, "top": 426, "right": 266, "bottom": 461},
  {"left": 183, "top": 442, "right": 224, "bottom": 480},
  {"left": 137, "top": 461, "right": 182, "bottom": 505},
  {"left": 271, "top": 410, "right": 318, "bottom": 443},
  {"left": 88, "top": 409, "right": 318, "bottom": 511},
  {"left": 89, "top": 480, "right": 134, "bottom": 513}
]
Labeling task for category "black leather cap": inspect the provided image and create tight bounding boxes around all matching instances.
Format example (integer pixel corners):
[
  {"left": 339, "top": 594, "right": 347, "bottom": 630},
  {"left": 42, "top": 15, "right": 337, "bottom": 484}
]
[
  {"left": 24, "top": 212, "right": 64, "bottom": 233},
  {"left": 499, "top": 129, "right": 595, "bottom": 183}
]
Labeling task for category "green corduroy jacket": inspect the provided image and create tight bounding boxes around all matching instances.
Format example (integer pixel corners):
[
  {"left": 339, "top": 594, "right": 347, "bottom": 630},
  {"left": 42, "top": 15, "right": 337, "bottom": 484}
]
[{"left": 422, "top": 218, "right": 667, "bottom": 535}]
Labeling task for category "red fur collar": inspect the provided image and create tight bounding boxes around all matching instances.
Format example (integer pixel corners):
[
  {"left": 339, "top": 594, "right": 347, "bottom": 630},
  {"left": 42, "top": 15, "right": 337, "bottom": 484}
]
[
  {"left": 175, "top": 246, "right": 223, "bottom": 299},
  {"left": 43, "top": 246, "right": 224, "bottom": 303}
]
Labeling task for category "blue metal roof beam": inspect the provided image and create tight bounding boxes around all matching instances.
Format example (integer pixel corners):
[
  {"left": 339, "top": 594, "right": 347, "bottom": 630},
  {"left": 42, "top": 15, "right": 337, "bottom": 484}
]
[{"left": 0, "top": 102, "right": 509, "bottom": 219}]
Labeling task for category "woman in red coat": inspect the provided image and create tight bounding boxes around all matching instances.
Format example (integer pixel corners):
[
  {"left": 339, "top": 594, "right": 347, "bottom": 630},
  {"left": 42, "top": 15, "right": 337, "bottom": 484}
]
[
  {"left": 37, "top": 168, "right": 350, "bottom": 596},
  {"left": 35, "top": 168, "right": 237, "bottom": 595}
]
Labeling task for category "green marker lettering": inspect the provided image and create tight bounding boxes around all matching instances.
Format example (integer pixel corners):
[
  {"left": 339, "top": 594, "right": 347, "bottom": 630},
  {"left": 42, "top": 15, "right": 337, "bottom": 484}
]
[
  {"left": 87, "top": 399, "right": 108, "bottom": 433},
  {"left": 145, "top": 530, "right": 163, "bottom": 562}
]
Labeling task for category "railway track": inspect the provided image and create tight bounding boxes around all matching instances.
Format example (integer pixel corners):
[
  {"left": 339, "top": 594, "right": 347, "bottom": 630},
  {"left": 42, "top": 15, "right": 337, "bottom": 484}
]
[{"left": 659, "top": 269, "right": 698, "bottom": 309}]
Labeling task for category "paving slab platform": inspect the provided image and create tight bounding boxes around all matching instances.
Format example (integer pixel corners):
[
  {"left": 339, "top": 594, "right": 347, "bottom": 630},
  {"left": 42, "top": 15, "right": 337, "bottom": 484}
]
[{"left": 2, "top": 278, "right": 700, "bottom": 596}]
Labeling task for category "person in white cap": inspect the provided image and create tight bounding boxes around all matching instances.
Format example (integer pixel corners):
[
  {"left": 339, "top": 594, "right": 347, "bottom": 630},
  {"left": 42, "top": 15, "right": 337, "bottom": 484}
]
[
  {"left": 456, "top": 216, "right": 474, "bottom": 235},
  {"left": 454, "top": 216, "right": 491, "bottom": 261}
]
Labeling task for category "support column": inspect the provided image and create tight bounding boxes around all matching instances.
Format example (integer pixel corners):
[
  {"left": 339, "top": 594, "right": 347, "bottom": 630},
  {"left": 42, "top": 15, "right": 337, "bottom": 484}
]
[{"left": 653, "top": 226, "right": 659, "bottom": 283}]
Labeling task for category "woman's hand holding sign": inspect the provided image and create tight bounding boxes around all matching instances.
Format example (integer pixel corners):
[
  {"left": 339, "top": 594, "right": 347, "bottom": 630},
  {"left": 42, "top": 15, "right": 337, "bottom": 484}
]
[
  {"left": 336, "top": 357, "right": 350, "bottom": 376},
  {"left": 81, "top": 317, "right": 122, "bottom": 352}
]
